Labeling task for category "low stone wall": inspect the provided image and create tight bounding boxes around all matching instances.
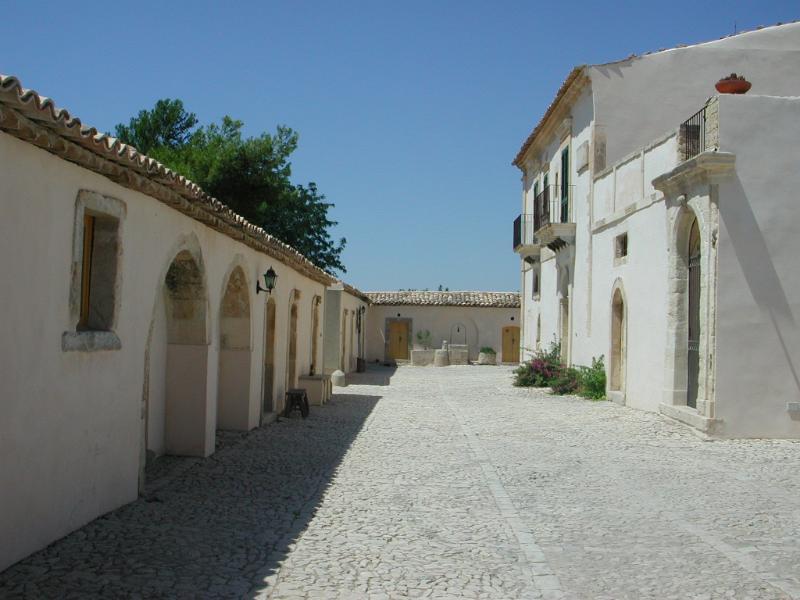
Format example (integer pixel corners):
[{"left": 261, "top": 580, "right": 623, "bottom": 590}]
[
  {"left": 411, "top": 349, "right": 435, "bottom": 366},
  {"left": 448, "top": 344, "right": 469, "bottom": 365}
]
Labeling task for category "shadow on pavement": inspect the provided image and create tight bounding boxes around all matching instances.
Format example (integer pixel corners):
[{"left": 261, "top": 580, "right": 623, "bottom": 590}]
[
  {"left": 344, "top": 363, "right": 398, "bottom": 386},
  {"left": 0, "top": 393, "right": 381, "bottom": 599}
]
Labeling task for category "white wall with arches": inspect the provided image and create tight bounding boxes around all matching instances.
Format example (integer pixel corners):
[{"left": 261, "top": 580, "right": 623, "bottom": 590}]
[{"left": 0, "top": 130, "right": 329, "bottom": 571}]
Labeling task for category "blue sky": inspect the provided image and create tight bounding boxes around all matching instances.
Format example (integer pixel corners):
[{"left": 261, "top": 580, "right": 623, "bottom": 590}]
[{"left": 2, "top": 0, "right": 797, "bottom": 291}]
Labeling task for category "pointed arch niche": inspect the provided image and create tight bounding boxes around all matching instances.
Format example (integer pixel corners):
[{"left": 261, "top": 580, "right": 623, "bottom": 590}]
[
  {"left": 217, "top": 265, "right": 252, "bottom": 431},
  {"left": 261, "top": 297, "right": 277, "bottom": 420},
  {"left": 154, "top": 249, "right": 211, "bottom": 457},
  {"left": 608, "top": 280, "right": 627, "bottom": 405}
]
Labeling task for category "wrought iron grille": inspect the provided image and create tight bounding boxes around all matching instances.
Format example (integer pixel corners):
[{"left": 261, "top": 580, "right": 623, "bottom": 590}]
[{"left": 680, "top": 106, "right": 706, "bottom": 161}]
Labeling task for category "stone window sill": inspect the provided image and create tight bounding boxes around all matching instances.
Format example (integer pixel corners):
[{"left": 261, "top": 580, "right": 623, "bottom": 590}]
[
  {"left": 62, "top": 330, "right": 121, "bottom": 352},
  {"left": 614, "top": 256, "right": 628, "bottom": 267}
]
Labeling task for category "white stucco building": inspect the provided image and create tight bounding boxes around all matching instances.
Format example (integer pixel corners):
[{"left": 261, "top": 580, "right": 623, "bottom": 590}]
[
  {"left": 0, "top": 74, "right": 341, "bottom": 571},
  {"left": 364, "top": 291, "right": 521, "bottom": 364},
  {"left": 323, "top": 281, "right": 369, "bottom": 375},
  {"left": 512, "top": 22, "right": 800, "bottom": 438}
]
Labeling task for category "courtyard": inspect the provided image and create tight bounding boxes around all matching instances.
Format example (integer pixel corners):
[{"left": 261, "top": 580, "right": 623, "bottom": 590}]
[{"left": 1, "top": 366, "right": 799, "bottom": 599}]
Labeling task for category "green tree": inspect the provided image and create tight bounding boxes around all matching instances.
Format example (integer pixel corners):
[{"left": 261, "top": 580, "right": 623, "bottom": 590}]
[
  {"left": 114, "top": 99, "right": 198, "bottom": 154},
  {"left": 114, "top": 101, "right": 346, "bottom": 274}
]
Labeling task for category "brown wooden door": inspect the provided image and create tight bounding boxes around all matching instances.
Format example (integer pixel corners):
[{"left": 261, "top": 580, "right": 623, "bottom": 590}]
[
  {"left": 388, "top": 321, "right": 409, "bottom": 360},
  {"left": 502, "top": 326, "right": 520, "bottom": 363}
]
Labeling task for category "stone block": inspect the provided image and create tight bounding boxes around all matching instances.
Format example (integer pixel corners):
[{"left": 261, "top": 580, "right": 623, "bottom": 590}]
[{"left": 411, "top": 349, "right": 434, "bottom": 366}]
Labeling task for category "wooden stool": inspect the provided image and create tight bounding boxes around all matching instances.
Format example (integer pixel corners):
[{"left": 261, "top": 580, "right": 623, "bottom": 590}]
[{"left": 284, "top": 388, "right": 309, "bottom": 418}]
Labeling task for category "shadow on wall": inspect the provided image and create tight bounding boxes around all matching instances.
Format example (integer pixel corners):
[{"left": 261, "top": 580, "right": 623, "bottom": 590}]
[
  {"left": 0, "top": 394, "right": 381, "bottom": 598},
  {"left": 720, "top": 176, "right": 800, "bottom": 395}
]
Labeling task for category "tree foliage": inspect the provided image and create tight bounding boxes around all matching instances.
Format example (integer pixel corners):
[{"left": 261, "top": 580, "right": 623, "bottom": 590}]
[{"left": 114, "top": 100, "right": 346, "bottom": 274}]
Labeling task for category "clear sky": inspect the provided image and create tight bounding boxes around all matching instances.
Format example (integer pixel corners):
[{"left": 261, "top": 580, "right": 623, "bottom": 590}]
[{"left": 2, "top": 0, "right": 797, "bottom": 291}]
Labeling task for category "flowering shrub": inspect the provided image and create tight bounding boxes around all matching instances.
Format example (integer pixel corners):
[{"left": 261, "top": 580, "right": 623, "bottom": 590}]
[
  {"left": 513, "top": 341, "right": 561, "bottom": 387},
  {"left": 550, "top": 367, "right": 580, "bottom": 395},
  {"left": 514, "top": 341, "right": 607, "bottom": 400}
]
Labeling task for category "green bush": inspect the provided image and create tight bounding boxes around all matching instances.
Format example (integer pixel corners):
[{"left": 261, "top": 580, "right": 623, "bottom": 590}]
[
  {"left": 479, "top": 346, "right": 496, "bottom": 354},
  {"left": 550, "top": 367, "right": 580, "bottom": 395},
  {"left": 415, "top": 329, "right": 432, "bottom": 350},
  {"left": 577, "top": 356, "right": 607, "bottom": 400}
]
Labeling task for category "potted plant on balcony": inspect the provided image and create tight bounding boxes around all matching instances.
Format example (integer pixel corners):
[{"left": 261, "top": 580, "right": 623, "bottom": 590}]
[
  {"left": 715, "top": 73, "right": 751, "bottom": 94},
  {"left": 478, "top": 347, "right": 497, "bottom": 365}
]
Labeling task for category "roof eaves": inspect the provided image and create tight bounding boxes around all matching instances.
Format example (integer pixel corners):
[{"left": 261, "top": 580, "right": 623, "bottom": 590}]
[
  {"left": 512, "top": 66, "right": 586, "bottom": 168},
  {"left": 0, "top": 74, "right": 336, "bottom": 286}
]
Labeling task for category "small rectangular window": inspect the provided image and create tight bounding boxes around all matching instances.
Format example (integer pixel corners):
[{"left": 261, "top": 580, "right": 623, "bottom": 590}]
[
  {"left": 78, "top": 212, "right": 120, "bottom": 331},
  {"left": 532, "top": 269, "right": 540, "bottom": 297},
  {"left": 615, "top": 233, "right": 628, "bottom": 261}
]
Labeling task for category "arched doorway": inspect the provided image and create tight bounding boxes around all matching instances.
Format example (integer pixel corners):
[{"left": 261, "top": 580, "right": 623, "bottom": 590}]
[
  {"left": 502, "top": 326, "right": 520, "bottom": 363},
  {"left": 310, "top": 296, "right": 321, "bottom": 375},
  {"left": 340, "top": 309, "right": 348, "bottom": 371},
  {"left": 687, "top": 218, "right": 701, "bottom": 408},
  {"left": 262, "top": 297, "right": 276, "bottom": 420},
  {"left": 287, "top": 300, "right": 299, "bottom": 391},
  {"left": 610, "top": 286, "right": 626, "bottom": 394},
  {"left": 162, "top": 250, "right": 209, "bottom": 457},
  {"left": 217, "top": 266, "right": 251, "bottom": 431},
  {"left": 559, "top": 268, "right": 570, "bottom": 363},
  {"left": 536, "top": 314, "right": 541, "bottom": 350}
]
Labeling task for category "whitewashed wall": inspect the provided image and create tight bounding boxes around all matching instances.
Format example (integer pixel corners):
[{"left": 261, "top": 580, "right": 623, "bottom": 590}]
[
  {"left": 714, "top": 95, "right": 800, "bottom": 437},
  {"left": 590, "top": 23, "right": 800, "bottom": 168},
  {"left": 0, "top": 131, "right": 327, "bottom": 570}
]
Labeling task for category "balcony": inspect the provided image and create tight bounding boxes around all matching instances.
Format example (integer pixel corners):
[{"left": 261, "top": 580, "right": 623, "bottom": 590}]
[
  {"left": 533, "top": 185, "right": 575, "bottom": 251},
  {"left": 512, "top": 214, "right": 540, "bottom": 258}
]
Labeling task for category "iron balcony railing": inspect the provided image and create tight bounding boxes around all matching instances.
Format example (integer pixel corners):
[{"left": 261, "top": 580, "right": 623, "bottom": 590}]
[
  {"left": 680, "top": 106, "right": 706, "bottom": 161},
  {"left": 534, "top": 184, "right": 572, "bottom": 231},
  {"left": 513, "top": 214, "right": 536, "bottom": 250}
]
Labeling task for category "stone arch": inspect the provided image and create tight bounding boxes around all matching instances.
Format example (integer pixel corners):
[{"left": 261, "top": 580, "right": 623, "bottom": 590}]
[
  {"left": 450, "top": 322, "right": 468, "bottom": 346},
  {"left": 286, "top": 290, "right": 300, "bottom": 392},
  {"left": 340, "top": 308, "right": 348, "bottom": 371},
  {"left": 140, "top": 235, "right": 211, "bottom": 490},
  {"left": 609, "top": 279, "right": 627, "bottom": 400},
  {"left": 261, "top": 296, "right": 277, "bottom": 419},
  {"left": 309, "top": 295, "right": 322, "bottom": 375},
  {"left": 665, "top": 203, "right": 712, "bottom": 413},
  {"left": 158, "top": 247, "right": 210, "bottom": 457},
  {"left": 559, "top": 267, "right": 571, "bottom": 363},
  {"left": 217, "top": 264, "right": 252, "bottom": 431}
]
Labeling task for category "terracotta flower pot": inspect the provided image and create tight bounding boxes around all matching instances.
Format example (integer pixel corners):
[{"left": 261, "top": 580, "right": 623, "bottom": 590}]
[{"left": 715, "top": 75, "right": 752, "bottom": 94}]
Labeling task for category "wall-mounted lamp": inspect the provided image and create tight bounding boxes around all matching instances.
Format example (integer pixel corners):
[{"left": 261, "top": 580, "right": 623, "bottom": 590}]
[{"left": 256, "top": 266, "right": 277, "bottom": 295}]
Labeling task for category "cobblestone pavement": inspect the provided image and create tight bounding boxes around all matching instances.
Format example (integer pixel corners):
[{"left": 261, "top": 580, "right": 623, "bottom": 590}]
[{"left": 2, "top": 366, "right": 799, "bottom": 599}]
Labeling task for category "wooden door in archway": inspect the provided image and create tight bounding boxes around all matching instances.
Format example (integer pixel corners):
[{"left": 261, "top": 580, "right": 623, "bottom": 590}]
[
  {"left": 502, "top": 326, "right": 520, "bottom": 363},
  {"left": 388, "top": 321, "right": 409, "bottom": 360}
]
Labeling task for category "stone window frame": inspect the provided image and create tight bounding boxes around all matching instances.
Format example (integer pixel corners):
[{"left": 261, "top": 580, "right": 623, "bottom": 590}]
[
  {"left": 531, "top": 266, "right": 541, "bottom": 300},
  {"left": 62, "top": 190, "right": 126, "bottom": 352},
  {"left": 614, "top": 232, "right": 629, "bottom": 266}
]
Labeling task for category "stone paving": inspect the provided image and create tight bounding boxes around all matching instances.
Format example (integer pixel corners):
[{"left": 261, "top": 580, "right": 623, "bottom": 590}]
[{"left": 1, "top": 366, "right": 799, "bottom": 599}]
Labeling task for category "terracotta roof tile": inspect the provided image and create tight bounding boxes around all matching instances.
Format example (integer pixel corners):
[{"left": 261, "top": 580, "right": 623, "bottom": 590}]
[
  {"left": 365, "top": 291, "right": 520, "bottom": 308},
  {"left": 0, "top": 73, "right": 335, "bottom": 286}
]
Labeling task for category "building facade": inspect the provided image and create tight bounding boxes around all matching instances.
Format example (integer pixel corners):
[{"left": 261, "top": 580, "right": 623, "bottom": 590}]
[
  {"left": 0, "top": 75, "right": 336, "bottom": 571},
  {"left": 323, "top": 282, "right": 369, "bottom": 374},
  {"left": 512, "top": 23, "right": 800, "bottom": 438},
  {"left": 364, "top": 291, "right": 520, "bottom": 364}
]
